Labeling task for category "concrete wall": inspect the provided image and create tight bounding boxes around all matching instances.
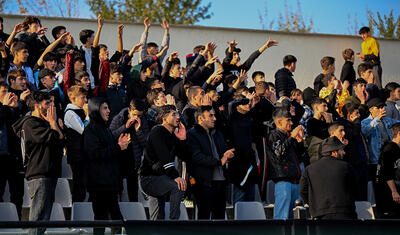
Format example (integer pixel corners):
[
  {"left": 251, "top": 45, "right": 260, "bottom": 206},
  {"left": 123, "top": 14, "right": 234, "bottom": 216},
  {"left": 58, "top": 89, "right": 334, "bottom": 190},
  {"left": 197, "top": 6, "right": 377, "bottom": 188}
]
[{"left": 2, "top": 14, "right": 400, "bottom": 89}]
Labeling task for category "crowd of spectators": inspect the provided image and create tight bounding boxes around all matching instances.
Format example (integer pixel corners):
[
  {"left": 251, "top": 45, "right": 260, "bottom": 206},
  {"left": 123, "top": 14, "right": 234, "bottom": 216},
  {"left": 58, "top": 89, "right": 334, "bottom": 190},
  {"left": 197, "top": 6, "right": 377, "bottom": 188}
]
[{"left": 0, "top": 14, "right": 399, "bottom": 232}]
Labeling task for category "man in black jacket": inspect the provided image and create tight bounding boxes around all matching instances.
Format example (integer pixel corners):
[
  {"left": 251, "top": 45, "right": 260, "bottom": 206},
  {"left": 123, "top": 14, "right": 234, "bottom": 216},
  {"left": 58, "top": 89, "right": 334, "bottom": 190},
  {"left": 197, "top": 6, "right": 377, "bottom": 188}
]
[
  {"left": 12, "top": 91, "right": 64, "bottom": 235},
  {"left": 275, "top": 55, "right": 297, "bottom": 99},
  {"left": 139, "top": 105, "right": 187, "bottom": 220},
  {"left": 267, "top": 108, "right": 307, "bottom": 219},
  {"left": 340, "top": 49, "right": 356, "bottom": 94},
  {"left": 299, "top": 136, "right": 357, "bottom": 220},
  {"left": 375, "top": 123, "right": 400, "bottom": 218},
  {"left": 187, "top": 106, "right": 234, "bottom": 219}
]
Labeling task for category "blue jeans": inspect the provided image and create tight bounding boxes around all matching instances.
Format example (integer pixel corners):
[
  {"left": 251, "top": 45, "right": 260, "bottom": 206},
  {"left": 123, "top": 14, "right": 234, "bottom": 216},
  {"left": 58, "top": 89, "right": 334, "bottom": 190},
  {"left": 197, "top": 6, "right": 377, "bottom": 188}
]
[
  {"left": 140, "top": 175, "right": 184, "bottom": 220},
  {"left": 27, "top": 178, "right": 57, "bottom": 235},
  {"left": 232, "top": 183, "right": 255, "bottom": 205},
  {"left": 273, "top": 181, "right": 299, "bottom": 219}
]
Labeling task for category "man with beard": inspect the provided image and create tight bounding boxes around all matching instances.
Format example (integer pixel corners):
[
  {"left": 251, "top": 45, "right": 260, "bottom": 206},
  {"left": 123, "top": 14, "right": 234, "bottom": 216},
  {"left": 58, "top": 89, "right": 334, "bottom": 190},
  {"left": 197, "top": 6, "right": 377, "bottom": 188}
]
[
  {"left": 299, "top": 136, "right": 357, "bottom": 219},
  {"left": 139, "top": 105, "right": 188, "bottom": 220}
]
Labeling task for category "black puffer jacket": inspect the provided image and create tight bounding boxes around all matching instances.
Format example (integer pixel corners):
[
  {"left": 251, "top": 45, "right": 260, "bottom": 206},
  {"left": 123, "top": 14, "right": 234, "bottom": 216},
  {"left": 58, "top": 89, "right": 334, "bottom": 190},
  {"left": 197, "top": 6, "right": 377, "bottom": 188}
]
[
  {"left": 274, "top": 67, "right": 296, "bottom": 98},
  {"left": 83, "top": 97, "right": 122, "bottom": 192},
  {"left": 266, "top": 128, "right": 308, "bottom": 183},
  {"left": 187, "top": 124, "right": 229, "bottom": 186}
]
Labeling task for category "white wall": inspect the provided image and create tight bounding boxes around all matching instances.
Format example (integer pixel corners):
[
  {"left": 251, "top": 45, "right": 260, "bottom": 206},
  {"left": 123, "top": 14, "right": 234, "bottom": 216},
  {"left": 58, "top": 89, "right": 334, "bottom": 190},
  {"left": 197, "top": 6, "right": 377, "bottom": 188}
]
[{"left": 2, "top": 14, "right": 400, "bottom": 89}]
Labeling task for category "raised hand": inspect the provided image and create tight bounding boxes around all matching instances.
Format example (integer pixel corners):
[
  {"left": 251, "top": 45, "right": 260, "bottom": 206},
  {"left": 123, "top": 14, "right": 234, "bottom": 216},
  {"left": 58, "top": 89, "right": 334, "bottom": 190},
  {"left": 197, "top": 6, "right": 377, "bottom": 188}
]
[
  {"left": 237, "top": 69, "right": 248, "bottom": 83},
  {"left": 161, "top": 18, "right": 169, "bottom": 31},
  {"left": 133, "top": 116, "right": 141, "bottom": 132},
  {"left": 166, "top": 94, "right": 176, "bottom": 106},
  {"left": 98, "top": 14, "right": 104, "bottom": 27},
  {"left": 36, "top": 27, "right": 48, "bottom": 36},
  {"left": 205, "top": 55, "right": 218, "bottom": 67},
  {"left": 118, "top": 133, "right": 131, "bottom": 150},
  {"left": 44, "top": 104, "right": 57, "bottom": 124},
  {"left": 19, "top": 89, "right": 30, "bottom": 102},
  {"left": 144, "top": 17, "right": 151, "bottom": 29},
  {"left": 227, "top": 40, "right": 238, "bottom": 48},
  {"left": 265, "top": 39, "right": 278, "bottom": 48},
  {"left": 117, "top": 24, "right": 124, "bottom": 36},
  {"left": 13, "top": 23, "right": 24, "bottom": 34},
  {"left": 174, "top": 122, "right": 186, "bottom": 140},
  {"left": 169, "top": 51, "right": 178, "bottom": 62},
  {"left": 156, "top": 45, "right": 168, "bottom": 58}
]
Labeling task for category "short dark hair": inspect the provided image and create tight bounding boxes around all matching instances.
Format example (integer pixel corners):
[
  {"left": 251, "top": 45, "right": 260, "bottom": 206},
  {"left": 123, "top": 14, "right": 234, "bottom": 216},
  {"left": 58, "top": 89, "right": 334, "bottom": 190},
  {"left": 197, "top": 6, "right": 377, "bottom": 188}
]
[
  {"left": 156, "top": 105, "right": 176, "bottom": 123},
  {"left": 353, "top": 78, "right": 367, "bottom": 88},
  {"left": 311, "top": 98, "right": 327, "bottom": 110},
  {"left": 7, "top": 69, "right": 26, "bottom": 84},
  {"left": 342, "top": 103, "right": 358, "bottom": 118},
  {"left": 291, "top": 88, "right": 302, "bottom": 97},
  {"left": 193, "top": 45, "right": 205, "bottom": 54},
  {"left": 194, "top": 105, "right": 213, "bottom": 124},
  {"left": 328, "top": 122, "right": 343, "bottom": 135},
  {"left": 147, "top": 42, "right": 158, "bottom": 48},
  {"left": 146, "top": 89, "right": 164, "bottom": 105},
  {"left": 22, "top": 16, "right": 41, "bottom": 31},
  {"left": 110, "top": 62, "right": 122, "bottom": 74},
  {"left": 283, "top": 55, "right": 297, "bottom": 66},
  {"left": 188, "top": 86, "right": 202, "bottom": 102},
  {"left": 28, "top": 91, "right": 51, "bottom": 111},
  {"left": 267, "top": 82, "right": 275, "bottom": 89},
  {"left": 357, "top": 63, "right": 372, "bottom": 77},
  {"left": 252, "top": 71, "right": 265, "bottom": 80},
  {"left": 12, "top": 42, "right": 27, "bottom": 55},
  {"left": 320, "top": 56, "right": 335, "bottom": 70},
  {"left": 384, "top": 82, "right": 400, "bottom": 99},
  {"left": 390, "top": 123, "right": 400, "bottom": 138},
  {"left": 272, "top": 107, "right": 291, "bottom": 120},
  {"left": 129, "top": 98, "right": 146, "bottom": 112},
  {"left": 322, "top": 73, "right": 334, "bottom": 87},
  {"left": 51, "top": 26, "right": 66, "bottom": 40},
  {"left": 43, "top": 52, "right": 57, "bottom": 62},
  {"left": 79, "top": 29, "right": 95, "bottom": 44},
  {"left": 359, "top": 26, "right": 370, "bottom": 35},
  {"left": 342, "top": 48, "right": 354, "bottom": 61}
]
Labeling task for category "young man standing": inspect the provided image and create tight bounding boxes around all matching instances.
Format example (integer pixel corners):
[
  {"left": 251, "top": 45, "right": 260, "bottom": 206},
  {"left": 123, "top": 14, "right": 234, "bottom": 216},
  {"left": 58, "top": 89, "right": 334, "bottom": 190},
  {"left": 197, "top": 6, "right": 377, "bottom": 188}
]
[
  {"left": 275, "top": 55, "right": 297, "bottom": 99},
  {"left": 267, "top": 108, "right": 307, "bottom": 219},
  {"left": 358, "top": 26, "right": 382, "bottom": 89},
  {"left": 384, "top": 82, "right": 400, "bottom": 120},
  {"left": 340, "top": 49, "right": 356, "bottom": 93},
  {"left": 313, "top": 56, "right": 335, "bottom": 95},
  {"left": 187, "top": 106, "right": 234, "bottom": 219},
  {"left": 12, "top": 91, "right": 64, "bottom": 235}
]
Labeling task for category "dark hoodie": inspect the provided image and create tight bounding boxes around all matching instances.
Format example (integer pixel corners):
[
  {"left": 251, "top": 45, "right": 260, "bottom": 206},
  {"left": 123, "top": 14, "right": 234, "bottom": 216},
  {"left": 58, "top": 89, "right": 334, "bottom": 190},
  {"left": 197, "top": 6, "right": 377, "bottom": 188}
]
[
  {"left": 82, "top": 97, "right": 122, "bottom": 192},
  {"left": 12, "top": 115, "right": 63, "bottom": 180}
]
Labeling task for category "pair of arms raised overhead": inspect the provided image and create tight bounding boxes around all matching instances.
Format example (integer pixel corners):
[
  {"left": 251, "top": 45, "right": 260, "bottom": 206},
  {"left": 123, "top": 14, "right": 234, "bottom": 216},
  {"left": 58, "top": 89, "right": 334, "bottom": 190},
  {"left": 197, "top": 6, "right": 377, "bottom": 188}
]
[{"left": 139, "top": 17, "right": 170, "bottom": 63}]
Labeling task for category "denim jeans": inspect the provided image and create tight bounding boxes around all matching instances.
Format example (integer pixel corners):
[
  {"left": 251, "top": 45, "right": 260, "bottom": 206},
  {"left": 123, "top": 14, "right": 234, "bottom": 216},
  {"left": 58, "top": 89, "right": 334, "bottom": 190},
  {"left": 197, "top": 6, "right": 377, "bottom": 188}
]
[
  {"left": 140, "top": 175, "right": 184, "bottom": 220},
  {"left": 232, "top": 183, "right": 255, "bottom": 205},
  {"left": 27, "top": 178, "right": 57, "bottom": 235},
  {"left": 273, "top": 181, "right": 299, "bottom": 219}
]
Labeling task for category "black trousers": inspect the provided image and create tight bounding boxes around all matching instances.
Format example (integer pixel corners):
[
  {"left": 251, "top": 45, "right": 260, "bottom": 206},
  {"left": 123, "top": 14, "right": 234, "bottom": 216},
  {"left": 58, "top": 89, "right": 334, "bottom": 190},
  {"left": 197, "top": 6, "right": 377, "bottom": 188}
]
[
  {"left": 0, "top": 155, "right": 24, "bottom": 219},
  {"left": 126, "top": 170, "right": 138, "bottom": 202},
  {"left": 317, "top": 213, "right": 357, "bottom": 220},
  {"left": 70, "top": 162, "right": 87, "bottom": 202},
  {"left": 89, "top": 190, "right": 122, "bottom": 235},
  {"left": 193, "top": 180, "right": 226, "bottom": 220}
]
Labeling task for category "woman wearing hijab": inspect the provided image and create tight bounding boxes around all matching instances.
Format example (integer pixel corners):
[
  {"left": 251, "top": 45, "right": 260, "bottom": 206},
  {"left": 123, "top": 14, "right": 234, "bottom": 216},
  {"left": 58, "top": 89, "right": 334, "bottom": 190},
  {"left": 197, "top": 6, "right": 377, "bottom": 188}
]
[{"left": 83, "top": 97, "right": 130, "bottom": 234}]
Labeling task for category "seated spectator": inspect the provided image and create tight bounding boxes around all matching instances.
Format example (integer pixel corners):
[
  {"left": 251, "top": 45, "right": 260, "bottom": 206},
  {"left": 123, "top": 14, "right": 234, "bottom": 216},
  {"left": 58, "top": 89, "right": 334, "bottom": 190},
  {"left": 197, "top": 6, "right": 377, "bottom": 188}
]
[
  {"left": 187, "top": 106, "right": 234, "bottom": 219},
  {"left": 8, "top": 42, "right": 35, "bottom": 90},
  {"left": 358, "top": 63, "right": 381, "bottom": 100},
  {"left": 375, "top": 122, "right": 400, "bottom": 218},
  {"left": 64, "top": 85, "right": 88, "bottom": 202},
  {"left": 314, "top": 56, "right": 335, "bottom": 95},
  {"left": 139, "top": 105, "right": 187, "bottom": 220},
  {"left": 340, "top": 48, "right": 356, "bottom": 93},
  {"left": 384, "top": 82, "right": 400, "bottom": 120},
  {"left": 299, "top": 136, "right": 357, "bottom": 219}
]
